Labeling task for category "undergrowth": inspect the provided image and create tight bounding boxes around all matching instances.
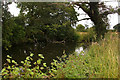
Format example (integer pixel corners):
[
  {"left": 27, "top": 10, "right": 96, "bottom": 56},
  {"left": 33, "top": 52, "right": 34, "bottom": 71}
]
[{"left": 1, "top": 32, "right": 119, "bottom": 79}]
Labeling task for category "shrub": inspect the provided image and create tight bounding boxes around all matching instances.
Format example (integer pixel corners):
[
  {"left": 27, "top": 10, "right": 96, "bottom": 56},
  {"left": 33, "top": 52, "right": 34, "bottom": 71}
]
[
  {"left": 1, "top": 53, "right": 50, "bottom": 79},
  {"left": 76, "top": 24, "right": 86, "bottom": 32}
]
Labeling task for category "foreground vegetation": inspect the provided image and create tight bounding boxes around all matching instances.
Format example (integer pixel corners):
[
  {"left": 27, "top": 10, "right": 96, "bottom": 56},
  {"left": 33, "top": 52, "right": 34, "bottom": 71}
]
[
  {"left": 1, "top": 32, "right": 118, "bottom": 79},
  {"left": 52, "top": 32, "right": 118, "bottom": 78}
]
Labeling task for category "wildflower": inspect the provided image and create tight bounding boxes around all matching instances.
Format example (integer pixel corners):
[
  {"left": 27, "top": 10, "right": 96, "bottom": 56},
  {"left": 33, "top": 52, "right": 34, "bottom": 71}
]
[
  {"left": 19, "top": 68, "right": 24, "bottom": 72},
  {"left": 18, "top": 73, "right": 20, "bottom": 76}
]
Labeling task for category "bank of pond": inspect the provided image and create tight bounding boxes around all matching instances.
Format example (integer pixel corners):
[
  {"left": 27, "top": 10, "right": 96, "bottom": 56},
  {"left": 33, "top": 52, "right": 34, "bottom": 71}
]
[{"left": 1, "top": 32, "right": 118, "bottom": 78}]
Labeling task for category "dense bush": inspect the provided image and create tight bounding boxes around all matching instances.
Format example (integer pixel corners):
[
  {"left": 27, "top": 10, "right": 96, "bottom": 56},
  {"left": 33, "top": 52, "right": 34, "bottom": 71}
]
[
  {"left": 2, "top": 17, "right": 26, "bottom": 50},
  {"left": 45, "top": 21, "right": 79, "bottom": 42}
]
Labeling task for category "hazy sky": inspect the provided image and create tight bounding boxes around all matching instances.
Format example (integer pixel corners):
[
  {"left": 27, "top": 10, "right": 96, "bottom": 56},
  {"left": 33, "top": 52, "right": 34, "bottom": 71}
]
[{"left": 8, "top": 2, "right": 118, "bottom": 29}]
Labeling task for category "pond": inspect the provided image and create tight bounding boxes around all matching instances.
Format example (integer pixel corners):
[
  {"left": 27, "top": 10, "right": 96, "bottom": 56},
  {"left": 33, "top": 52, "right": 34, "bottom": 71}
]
[{"left": 2, "top": 42, "right": 88, "bottom": 67}]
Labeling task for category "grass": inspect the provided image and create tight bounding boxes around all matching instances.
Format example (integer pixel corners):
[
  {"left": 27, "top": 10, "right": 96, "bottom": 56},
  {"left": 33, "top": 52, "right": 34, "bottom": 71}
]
[{"left": 52, "top": 32, "right": 119, "bottom": 78}]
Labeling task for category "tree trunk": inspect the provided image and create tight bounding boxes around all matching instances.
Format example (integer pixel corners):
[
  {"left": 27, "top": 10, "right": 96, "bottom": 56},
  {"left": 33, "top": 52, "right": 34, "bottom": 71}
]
[
  {"left": 75, "top": 2, "right": 107, "bottom": 39},
  {"left": 88, "top": 2, "right": 107, "bottom": 39}
]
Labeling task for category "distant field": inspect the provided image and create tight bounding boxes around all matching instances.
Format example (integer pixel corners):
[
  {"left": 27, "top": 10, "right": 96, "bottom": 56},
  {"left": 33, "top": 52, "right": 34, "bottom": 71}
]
[
  {"left": 77, "top": 31, "right": 119, "bottom": 35},
  {"left": 77, "top": 32, "right": 88, "bottom": 35}
]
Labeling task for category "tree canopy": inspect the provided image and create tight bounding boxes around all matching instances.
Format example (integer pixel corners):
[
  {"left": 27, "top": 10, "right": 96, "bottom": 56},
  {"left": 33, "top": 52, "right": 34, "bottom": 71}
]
[
  {"left": 2, "top": 2, "right": 79, "bottom": 49},
  {"left": 2, "top": 1, "right": 120, "bottom": 49},
  {"left": 73, "top": 1, "right": 119, "bottom": 38}
]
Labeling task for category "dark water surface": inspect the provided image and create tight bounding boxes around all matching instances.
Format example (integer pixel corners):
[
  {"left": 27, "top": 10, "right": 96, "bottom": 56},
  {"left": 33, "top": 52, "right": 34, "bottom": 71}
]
[{"left": 2, "top": 42, "right": 87, "bottom": 67}]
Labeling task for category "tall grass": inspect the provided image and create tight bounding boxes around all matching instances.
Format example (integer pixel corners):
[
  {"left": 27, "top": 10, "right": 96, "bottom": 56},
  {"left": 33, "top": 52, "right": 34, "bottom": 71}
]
[{"left": 52, "top": 32, "right": 118, "bottom": 78}]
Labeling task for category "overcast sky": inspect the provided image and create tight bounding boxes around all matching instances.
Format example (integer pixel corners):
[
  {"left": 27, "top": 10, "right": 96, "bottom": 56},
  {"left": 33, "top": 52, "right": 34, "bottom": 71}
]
[{"left": 8, "top": 2, "right": 118, "bottom": 29}]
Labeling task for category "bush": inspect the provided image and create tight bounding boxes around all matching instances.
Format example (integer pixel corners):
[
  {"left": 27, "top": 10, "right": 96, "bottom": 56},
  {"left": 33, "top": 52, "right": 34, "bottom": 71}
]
[
  {"left": 1, "top": 53, "right": 50, "bottom": 79},
  {"left": 76, "top": 24, "right": 86, "bottom": 32}
]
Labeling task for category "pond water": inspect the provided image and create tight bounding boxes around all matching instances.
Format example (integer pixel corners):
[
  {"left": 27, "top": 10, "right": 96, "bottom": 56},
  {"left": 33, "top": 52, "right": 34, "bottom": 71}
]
[{"left": 2, "top": 42, "right": 88, "bottom": 67}]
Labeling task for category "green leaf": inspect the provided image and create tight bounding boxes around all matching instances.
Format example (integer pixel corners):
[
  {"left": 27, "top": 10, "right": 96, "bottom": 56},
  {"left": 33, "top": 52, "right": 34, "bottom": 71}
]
[
  {"left": 51, "top": 62, "right": 54, "bottom": 65},
  {"left": 7, "top": 66, "right": 11, "bottom": 69},
  {"left": 34, "top": 62, "right": 36, "bottom": 65},
  {"left": 12, "top": 60, "right": 16, "bottom": 63},
  {"left": 36, "top": 66, "right": 39, "bottom": 69},
  {"left": 1, "top": 68, "right": 6, "bottom": 73},
  {"left": 38, "top": 54, "right": 44, "bottom": 59},
  {"left": 37, "top": 59, "right": 41, "bottom": 64},
  {"left": 40, "top": 67, "right": 44, "bottom": 70},
  {"left": 30, "top": 53, "right": 34, "bottom": 57},
  {"left": 21, "top": 61, "right": 24, "bottom": 64},
  {"left": 6, "top": 59, "right": 11, "bottom": 63},
  {"left": 26, "top": 57, "right": 30, "bottom": 60},
  {"left": 43, "top": 63, "right": 47, "bottom": 67},
  {"left": 2, "top": 72, "right": 8, "bottom": 75},
  {"left": 7, "top": 55, "right": 12, "bottom": 58},
  {"left": 30, "top": 72, "right": 34, "bottom": 75}
]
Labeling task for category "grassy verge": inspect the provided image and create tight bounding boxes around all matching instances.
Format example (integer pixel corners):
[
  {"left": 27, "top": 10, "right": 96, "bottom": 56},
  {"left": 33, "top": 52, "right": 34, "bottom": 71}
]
[{"left": 51, "top": 32, "right": 119, "bottom": 78}]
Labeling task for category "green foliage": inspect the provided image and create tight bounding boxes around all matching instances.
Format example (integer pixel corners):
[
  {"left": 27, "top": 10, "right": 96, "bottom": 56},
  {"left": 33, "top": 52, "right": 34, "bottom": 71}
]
[
  {"left": 76, "top": 27, "right": 96, "bottom": 42},
  {"left": 16, "top": 2, "right": 78, "bottom": 42},
  {"left": 2, "top": 2, "right": 79, "bottom": 49},
  {"left": 76, "top": 24, "right": 86, "bottom": 32},
  {"left": 2, "top": 2, "right": 26, "bottom": 50},
  {"left": 2, "top": 16, "right": 26, "bottom": 50},
  {"left": 51, "top": 32, "right": 118, "bottom": 78},
  {"left": 2, "top": 32, "right": 118, "bottom": 78},
  {"left": 1, "top": 53, "right": 50, "bottom": 79},
  {"left": 86, "top": 27, "right": 97, "bottom": 41}
]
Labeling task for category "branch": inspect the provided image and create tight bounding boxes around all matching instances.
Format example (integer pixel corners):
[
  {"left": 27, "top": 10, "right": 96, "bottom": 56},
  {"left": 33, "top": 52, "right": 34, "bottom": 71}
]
[
  {"left": 73, "top": 2, "right": 90, "bottom": 14},
  {"left": 77, "top": 18, "right": 90, "bottom": 21},
  {"left": 71, "top": 18, "right": 90, "bottom": 24},
  {"left": 101, "top": 10, "right": 118, "bottom": 16}
]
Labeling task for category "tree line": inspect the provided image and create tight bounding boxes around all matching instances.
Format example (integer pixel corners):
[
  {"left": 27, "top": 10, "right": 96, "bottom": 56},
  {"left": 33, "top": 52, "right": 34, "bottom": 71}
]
[{"left": 2, "top": 1, "right": 119, "bottom": 49}]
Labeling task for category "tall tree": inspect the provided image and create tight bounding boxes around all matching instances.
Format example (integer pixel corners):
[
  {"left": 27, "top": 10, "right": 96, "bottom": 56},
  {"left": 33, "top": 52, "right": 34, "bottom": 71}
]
[
  {"left": 73, "top": 1, "right": 118, "bottom": 38},
  {"left": 17, "top": 2, "right": 78, "bottom": 42},
  {"left": 2, "top": 2, "right": 25, "bottom": 49}
]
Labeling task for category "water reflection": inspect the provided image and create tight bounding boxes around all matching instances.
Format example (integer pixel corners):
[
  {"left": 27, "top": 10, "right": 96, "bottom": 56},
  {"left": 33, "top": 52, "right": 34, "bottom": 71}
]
[
  {"left": 2, "top": 42, "right": 87, "bottom": 67},
  {"left": 75, "top": 47, "right": 84, "bottom": 56}
]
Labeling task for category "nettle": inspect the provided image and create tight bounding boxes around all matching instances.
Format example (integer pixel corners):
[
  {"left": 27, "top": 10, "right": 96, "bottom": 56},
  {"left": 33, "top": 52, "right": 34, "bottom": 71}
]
[
  {"left": 1, "top": 53, "right": 52, "bottom": 79},
  {"left": 1, "top": 52, "right": 68, "bottom": 79}
]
